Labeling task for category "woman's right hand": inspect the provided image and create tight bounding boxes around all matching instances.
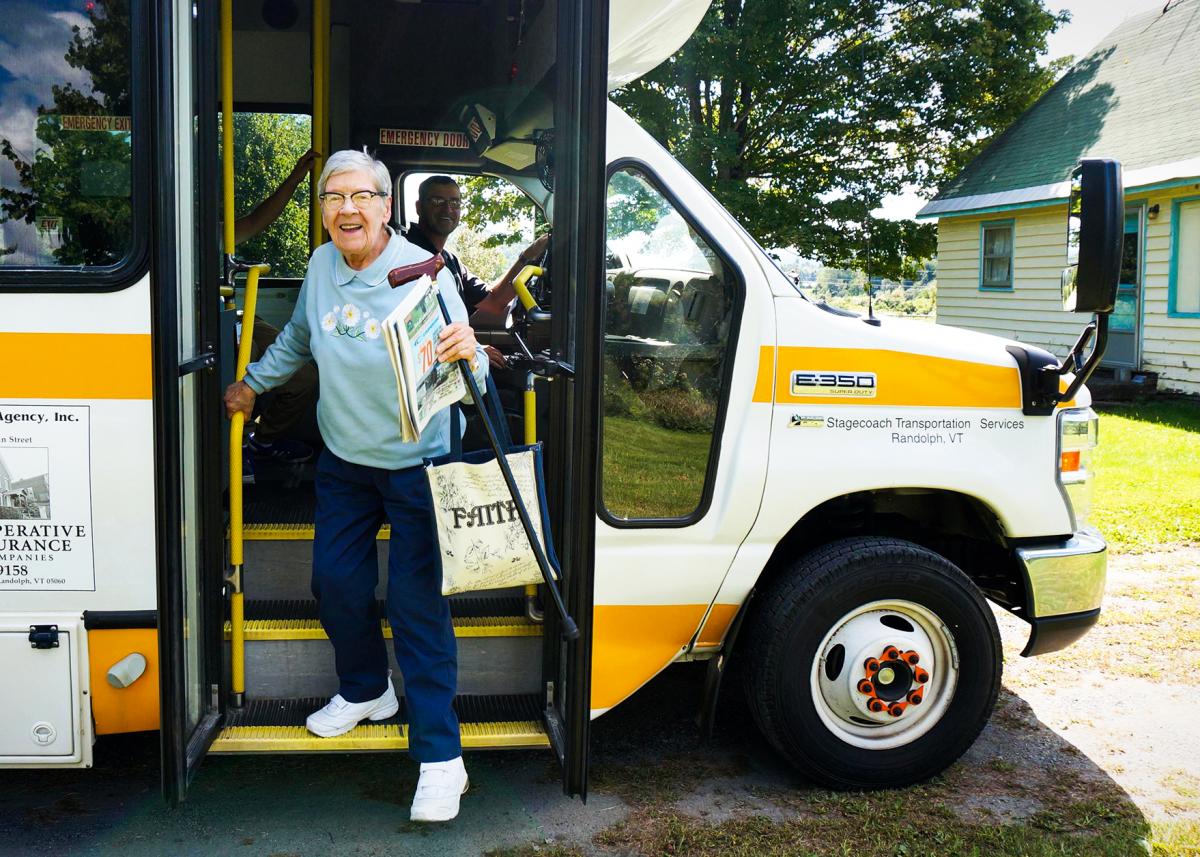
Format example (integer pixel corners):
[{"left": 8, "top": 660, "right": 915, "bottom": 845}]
[{"left": 224, "top": 380, "right": 257, "bottom": 419}]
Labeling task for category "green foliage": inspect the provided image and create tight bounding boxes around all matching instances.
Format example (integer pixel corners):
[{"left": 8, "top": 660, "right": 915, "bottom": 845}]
[
  {"left": 447, "top": 226, "right": 509, "bottom": 281},
  {"left": 805, "top": 270, "right": 937, "bottom": 318},
  {"left": 612, "top": 0, "right": 1067, "bottom": 279},
  {"left": 228, "top": 112, "right": 313, "bottom": 277},
  {"left": 640, "top": 386, "right": 718, "bottom": 432},
  {"left": 458, "top": 175, "right": 540, "bottom": 248},
  {"left": 0, "top": 507, "right": 22, "bottom": 520}
]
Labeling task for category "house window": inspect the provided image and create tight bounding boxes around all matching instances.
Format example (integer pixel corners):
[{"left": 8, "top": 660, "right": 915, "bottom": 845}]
[
  {"left": 1171, "top": 198, "right": 1200, "bottom": 317},
  {"left": 980, "top": 221, "right": 1015, "bottom": 290}
]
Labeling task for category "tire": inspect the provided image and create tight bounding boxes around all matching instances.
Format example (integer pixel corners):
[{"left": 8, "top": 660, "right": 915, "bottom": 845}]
[{"left": 742, "top": 536, "right": 1001, "bottom": 789}]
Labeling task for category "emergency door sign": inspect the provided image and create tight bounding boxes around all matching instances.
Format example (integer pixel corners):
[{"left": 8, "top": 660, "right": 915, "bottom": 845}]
[{"left": 0, "top": 404, "right": 94, "bottom": 592}]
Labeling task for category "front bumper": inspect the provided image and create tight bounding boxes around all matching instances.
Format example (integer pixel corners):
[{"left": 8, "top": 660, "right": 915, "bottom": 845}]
[{"left": 1015, "top": 529, "right": 1107, "bottom": 657}]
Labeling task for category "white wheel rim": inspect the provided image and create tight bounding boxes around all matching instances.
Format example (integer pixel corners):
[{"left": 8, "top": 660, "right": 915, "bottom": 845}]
[{"left": 809, "top": 599, "right": 960, "bottom": 750}]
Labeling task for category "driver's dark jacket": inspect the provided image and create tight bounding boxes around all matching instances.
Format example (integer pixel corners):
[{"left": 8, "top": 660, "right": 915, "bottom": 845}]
[{"left": 402, "top": 222, "right": 490, "bottom": 315}]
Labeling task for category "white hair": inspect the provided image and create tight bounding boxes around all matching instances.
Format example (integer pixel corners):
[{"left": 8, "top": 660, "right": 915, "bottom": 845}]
[{"left": 317, "top": 149, "right": 391, "bottom": 196}]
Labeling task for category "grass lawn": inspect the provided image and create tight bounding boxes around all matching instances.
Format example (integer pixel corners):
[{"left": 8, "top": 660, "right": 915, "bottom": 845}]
[
  {"left": 602, "top": 415, "right": 711, "bottom": 518},
  {"left": 1092, "top": 398, "right": 1200, "bottom": 552}
]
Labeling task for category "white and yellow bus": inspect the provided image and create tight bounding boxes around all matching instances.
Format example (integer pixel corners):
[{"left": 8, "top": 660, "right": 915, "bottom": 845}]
[{"left": 0, "top": 0, "right": 1119, "bottom": 804}]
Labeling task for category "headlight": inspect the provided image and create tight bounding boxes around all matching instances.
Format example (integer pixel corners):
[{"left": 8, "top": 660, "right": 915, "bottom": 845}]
[{"left": 1058, "top": 407, "right": 1098, "bottom": 530}]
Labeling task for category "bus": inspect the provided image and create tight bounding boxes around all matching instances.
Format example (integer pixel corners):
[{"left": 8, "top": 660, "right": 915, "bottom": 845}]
[{"left": 0, "top": 0, "right": 1119, "bottom": 805}]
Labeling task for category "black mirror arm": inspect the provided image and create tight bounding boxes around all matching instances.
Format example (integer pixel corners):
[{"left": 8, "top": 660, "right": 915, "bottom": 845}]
[{"left": 1055, "top": 314, "right": 1109, "bottom": 404}]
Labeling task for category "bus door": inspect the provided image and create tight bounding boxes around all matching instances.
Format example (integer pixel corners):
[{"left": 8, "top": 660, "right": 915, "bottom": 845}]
[
  {"left": 156, "top": 0, "right": 228, "bottom": 803},
  {"left": 541, "top": 0, "right": 608, "bottom": 798},
  {"left": 153, "top": 0, "right": 607, "bottom": 802}
]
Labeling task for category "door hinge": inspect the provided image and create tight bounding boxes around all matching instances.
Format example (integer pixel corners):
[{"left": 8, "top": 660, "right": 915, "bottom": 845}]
[
  {"left": 29, "top": 625, "right": 60, "bottom": 649},
  {"left": 179, "top": 343, "right": 216, "bottom": 376},
  {"left": 210, "top": 683, "right": 220, "bottom": 709}
]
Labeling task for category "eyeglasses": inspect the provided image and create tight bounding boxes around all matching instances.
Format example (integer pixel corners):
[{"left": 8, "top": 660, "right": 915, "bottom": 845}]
[
  {"left": 423, "top": 196, "right": 463, "bottom": 211},
  {"left": 319, "top": 190, "right": 386, "bottom": 211}
]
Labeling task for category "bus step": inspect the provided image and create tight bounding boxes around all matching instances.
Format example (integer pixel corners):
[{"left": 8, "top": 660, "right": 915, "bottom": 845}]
[
  {"left": 210, "top": 693, "right": 549, "bottom": 753},
  {"left": 240, "top": 522, "right": 383, "bottom": 541},
  {"left": 225, "top": 597, "right": 540, "bottom": 639}
]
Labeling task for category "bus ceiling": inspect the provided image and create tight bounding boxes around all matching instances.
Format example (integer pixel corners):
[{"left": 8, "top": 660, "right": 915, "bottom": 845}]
[{"left": 226, "top": 0, "right": 710, "bottom": 171}]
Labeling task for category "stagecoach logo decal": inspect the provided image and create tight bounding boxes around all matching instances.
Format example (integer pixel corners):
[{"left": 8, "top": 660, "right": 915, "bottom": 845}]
[{"left": 790, "top": 371, "right": 878, "bottom": 398}]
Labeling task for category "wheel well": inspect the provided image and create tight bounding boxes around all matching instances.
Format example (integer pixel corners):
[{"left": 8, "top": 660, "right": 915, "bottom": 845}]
[{"left": 757, "top": 489, "right": 1028, "bottom": 613}]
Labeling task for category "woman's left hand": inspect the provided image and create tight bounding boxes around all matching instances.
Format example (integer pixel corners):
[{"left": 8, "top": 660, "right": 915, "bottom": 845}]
[{"left": 437, "top": 322, "right": 479, "bottom": 365}]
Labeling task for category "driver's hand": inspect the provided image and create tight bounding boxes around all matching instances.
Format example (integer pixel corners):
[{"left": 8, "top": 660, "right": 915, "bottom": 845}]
[
  {"left": 483, "top": 345, "right": 507, "bottom": 369},
  {"left": 521, "top": 233, "right": 551, "bottom": 265}
]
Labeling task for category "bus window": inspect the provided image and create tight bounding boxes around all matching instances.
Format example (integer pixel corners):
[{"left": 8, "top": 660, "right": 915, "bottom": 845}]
[
  {"left": 0, "top": 0, "right": 135, "bottom": 272},
  {"left": 400, "top": 172, "right": 538, "bottom": 281},
  {"left": 601, "top": 165, "right": 740, "bottom": 522},
  {"left": 229, "top": 112, "right": 313, "bottom": 278}
]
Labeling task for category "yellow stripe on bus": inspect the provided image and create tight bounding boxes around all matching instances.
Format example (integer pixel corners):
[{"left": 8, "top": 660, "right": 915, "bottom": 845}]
[
  {"left": 751, "top": 346, "right": 1020, "bottom": 409},
  {"left": 591, "top": 603, "right": 710, "bottom": 711},
  {"left": 0, "top": 332, "right": 152, "bottom": 399}
]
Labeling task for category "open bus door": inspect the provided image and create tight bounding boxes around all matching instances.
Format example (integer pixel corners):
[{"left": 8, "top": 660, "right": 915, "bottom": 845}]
[
  {"left": 154, "top": 0, "right": 607, "bottom": 803},
  {"left": 542, "top": 0, "right": 608, "bottom": 799},
  {"left": 154, "top": 0, "right": 229, "bottom": 805}
]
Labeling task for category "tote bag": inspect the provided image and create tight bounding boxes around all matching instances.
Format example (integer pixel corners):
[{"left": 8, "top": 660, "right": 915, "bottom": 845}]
[{"left": 424, "top": 380, "right": 559, "bottom": 596}]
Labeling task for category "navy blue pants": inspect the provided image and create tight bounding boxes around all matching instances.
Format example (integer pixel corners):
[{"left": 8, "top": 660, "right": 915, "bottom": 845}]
[{"left": 311, "top": 449, "right": 460, "bottom": 762}]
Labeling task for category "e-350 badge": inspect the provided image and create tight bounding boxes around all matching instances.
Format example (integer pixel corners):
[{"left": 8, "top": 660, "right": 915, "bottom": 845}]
[{"left": 791, "top": 370, "right": 878, "bottom": 398}]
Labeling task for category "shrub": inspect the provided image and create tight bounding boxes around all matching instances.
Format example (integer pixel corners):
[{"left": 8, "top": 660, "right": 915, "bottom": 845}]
[
  {"left": 641, "top": 386, "right": 717, "bottom": 432},
  {"left": 0, "top": 506, "right": 22, "bottom": 519}
]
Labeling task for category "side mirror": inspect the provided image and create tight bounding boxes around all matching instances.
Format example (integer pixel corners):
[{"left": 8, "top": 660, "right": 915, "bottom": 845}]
[{"left": 1062, "top": 159, "right": 1122, "bottom": 313}]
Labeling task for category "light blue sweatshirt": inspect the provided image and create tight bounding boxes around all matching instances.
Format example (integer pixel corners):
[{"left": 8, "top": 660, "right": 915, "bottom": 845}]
[{"left": 243, "top": 228, "right": 488, "bottom": 470}]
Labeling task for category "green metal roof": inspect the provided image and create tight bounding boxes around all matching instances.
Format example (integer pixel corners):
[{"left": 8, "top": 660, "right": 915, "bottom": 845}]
[{"left": 924, "top": 0, "right": 1200, "bottom": 215}]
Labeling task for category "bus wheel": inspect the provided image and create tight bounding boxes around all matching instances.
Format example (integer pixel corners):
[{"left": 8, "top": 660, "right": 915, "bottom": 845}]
[{"left": 742, "top": 536, "right": 1001, "bottom": 789}]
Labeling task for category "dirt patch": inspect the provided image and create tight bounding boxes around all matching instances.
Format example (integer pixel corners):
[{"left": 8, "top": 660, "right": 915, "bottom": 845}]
[
  {"left": 995, "top": 545, "right": 1200, "bottom": 821},
  {"left": 537, "top": 546, "right": 1199, "bottom": 855}
]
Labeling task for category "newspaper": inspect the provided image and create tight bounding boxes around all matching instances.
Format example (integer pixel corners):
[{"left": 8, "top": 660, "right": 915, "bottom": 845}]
[{"left": 382, "top": 274, "right": 466, "bottom": 442}]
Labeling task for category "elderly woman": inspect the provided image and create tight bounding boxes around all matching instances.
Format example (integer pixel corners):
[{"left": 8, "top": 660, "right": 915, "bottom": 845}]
[{"left": 223, "top": 150, "right": 486, "bottom": 823}]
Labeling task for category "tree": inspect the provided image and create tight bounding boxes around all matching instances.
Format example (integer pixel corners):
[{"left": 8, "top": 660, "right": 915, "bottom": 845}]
[
  {"left": 458, "top": 175, "right": 542, "bottom": 248},
  {"left": 613, "top": 0, "right": 1069, "bottom": 279},
  {"left": 229, "top": 112, "right": 313, "bottom": 277}
]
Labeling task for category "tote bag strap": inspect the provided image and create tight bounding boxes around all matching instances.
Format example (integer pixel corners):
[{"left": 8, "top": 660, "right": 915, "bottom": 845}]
[{"left": 449, "top": 402, "right": 463, "bottom": 458}]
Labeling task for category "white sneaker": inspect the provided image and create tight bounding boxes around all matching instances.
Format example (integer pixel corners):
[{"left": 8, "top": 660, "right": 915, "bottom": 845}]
[
  {"left": 305, "top": 682, "right": 398, "bottom": 738},
  {"left": 409, "top": 756, "right": 469, "bottom": 822}
]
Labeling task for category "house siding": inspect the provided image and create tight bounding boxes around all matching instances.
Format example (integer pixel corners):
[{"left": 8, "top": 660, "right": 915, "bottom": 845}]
[{"left": 935, "top": 185, "right": 1200, "bottom": 395}]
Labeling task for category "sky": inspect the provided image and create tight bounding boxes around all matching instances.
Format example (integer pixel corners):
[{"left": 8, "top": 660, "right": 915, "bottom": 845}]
[{"left": 875, "top": 0, "right": 1169, "bottom": 221}]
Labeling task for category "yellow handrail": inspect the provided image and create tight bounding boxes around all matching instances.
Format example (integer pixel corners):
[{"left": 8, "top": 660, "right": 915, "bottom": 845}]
[
  {"left": 228, "top": 263, "right": 269, "bottom": 704},
  {"left": 221, "top": 0, "right": 235, "bottom": 255},
  {"left": 310, "top": 0, "right": 329, "bottom": 250},
  {"left": 523, "top": 371, "right": 539, "bottom": 616},
  {"left": 512, "top": 265, "right": 545, "bottom": 312}
]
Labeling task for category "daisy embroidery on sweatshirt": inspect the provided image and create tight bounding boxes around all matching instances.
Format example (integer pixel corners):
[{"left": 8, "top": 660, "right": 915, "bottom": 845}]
[{"left": 323, "top": 303, "right": 375, "bottom": 341}]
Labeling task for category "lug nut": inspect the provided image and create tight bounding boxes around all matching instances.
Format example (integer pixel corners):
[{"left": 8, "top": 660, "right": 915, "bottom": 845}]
[
  {"left": 888, "top": 703, "right": 905, "bottom": 717},
  {"left": 904, "top": 652, "right": 920, "bottom": 665},
  {"left": 883, "top": 646, "right": 899, "bottom": 660},
  {"left": 907, "top": 690, "right": 923, "bottom": 705},
  {"left": 864, "top": 657, "right": 879, "bottom": 674},
  {"left": 857, "top": 679, "right": 874, "bottom": 695},
  {"left": 868, "top": 699, "right": 885, "bottom": 713},
  {"left": 914, "top": 668, "right": 929, "bottom": 683}
]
